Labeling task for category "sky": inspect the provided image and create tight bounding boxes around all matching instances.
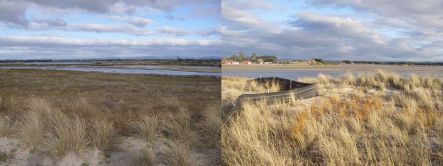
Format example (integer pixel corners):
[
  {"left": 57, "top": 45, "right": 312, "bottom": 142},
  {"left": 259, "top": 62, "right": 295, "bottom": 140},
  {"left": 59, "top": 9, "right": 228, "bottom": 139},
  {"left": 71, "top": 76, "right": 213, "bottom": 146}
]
[
  {"left": 0, "top": 0, "right": 220, "bottom": 60},
  {"left": 222, "top": 0, "right": 443, "bottom": 61},
  {"left": 1, "top": 0, "right": 442, "bottom": 61}
]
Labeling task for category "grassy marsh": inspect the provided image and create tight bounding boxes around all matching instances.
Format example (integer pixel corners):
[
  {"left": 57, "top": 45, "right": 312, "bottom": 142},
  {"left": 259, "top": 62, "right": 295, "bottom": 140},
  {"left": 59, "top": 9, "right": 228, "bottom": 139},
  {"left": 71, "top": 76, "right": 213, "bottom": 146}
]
[{"left": 0, "top": 69, "right": 221, "bottom": 165}]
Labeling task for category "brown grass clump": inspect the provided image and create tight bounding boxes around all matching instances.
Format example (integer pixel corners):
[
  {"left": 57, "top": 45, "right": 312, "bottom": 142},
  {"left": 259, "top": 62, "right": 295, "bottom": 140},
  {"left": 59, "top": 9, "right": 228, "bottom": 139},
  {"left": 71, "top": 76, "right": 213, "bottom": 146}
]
[
  {"left": 43, "top": 109, "right": 88, "bottom": 156},
  {"left": 166, "top": 143, "right": 202, "bottom": 166},
  {"left": 137, "top": 144, "right": 158, "bottom": 166},
  {"left": 90, "top": 118, "right": 115, "bottom": 150},
  {"left": 19, "top": 111, "right": 44, "bottom": 149},
  {"left": 0, "top": 116, "right": 13, "bottom": 137},
  {"left": 200, "top": 105, "right": 222, "bottom": 148},
  {"left": 222, "top": 70, "right": 443, "bottom": 165},
  {"left": 162, "top": 110, "right": 198, "bottom": 147},
  {"left": 19, "top": 98, "right": 89, "bottom": 155},
  {"left": 133, "top": 115, "right": 160, "bottom": 143}
]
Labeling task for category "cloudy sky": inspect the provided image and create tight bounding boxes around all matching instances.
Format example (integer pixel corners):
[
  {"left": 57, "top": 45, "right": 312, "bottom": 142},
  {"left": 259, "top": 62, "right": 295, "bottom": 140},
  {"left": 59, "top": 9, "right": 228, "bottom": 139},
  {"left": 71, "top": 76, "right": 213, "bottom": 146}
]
[
  {"left": 0, "top": 0, "right": 220, "bottom": 60},
  {"left": 222, "top": 0, "right": 443, "bottom": 61}
]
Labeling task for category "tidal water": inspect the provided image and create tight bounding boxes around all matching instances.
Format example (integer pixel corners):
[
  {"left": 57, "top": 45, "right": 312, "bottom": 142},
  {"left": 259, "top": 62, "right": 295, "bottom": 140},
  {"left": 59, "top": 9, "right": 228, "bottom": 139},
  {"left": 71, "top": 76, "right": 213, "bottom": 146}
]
[{"left": 0, "top": 65, "right": 220, "bottom": 76}]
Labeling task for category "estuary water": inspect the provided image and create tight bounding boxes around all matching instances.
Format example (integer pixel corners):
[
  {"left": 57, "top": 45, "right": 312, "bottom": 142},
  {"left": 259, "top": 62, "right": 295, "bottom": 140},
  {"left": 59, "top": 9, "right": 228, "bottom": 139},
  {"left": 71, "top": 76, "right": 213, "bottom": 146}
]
[
  {"left": 222, "top": 64, "right": 443, "bottom": 80},
  {"left": 0, "top": 65, "right": 221, "bottom": 76}
]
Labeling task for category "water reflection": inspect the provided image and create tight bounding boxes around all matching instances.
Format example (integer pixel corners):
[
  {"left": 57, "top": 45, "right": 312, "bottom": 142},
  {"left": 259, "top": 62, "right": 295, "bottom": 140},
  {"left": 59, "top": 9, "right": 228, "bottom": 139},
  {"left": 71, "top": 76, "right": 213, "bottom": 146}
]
[{"left": 0, "top": 65, "right": 220, "bottom": 76}]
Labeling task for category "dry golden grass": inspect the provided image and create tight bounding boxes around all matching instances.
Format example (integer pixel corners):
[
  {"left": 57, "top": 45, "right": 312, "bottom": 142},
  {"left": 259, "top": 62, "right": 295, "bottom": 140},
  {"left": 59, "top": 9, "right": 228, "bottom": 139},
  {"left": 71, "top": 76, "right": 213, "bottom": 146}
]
[
  {"left": 19, "top": 98, "right": 88, "bottom": 155},
  {"left": 0, "top": 69, "right": 221, "bottom": 165},
  {"left": 0, "top": 116, "right": 13, "bottom": 137},
  {"left": 19, "top": 111, "right": 44, "bottom": 150},
  {"left": 137, "top": 144, "right": 158, "bottom": 166},
  {"left": 161, "top": 109, "right": 198, "bottom": 147},
  {"left": 200, "top": 105, "right": 222, "bottom": 148},
  {"left": 222, "top": 77, "right": 281, "bottom": 104},
  {"left": 90, "top": 118, "right": 115, "bottom": 150},
  {"left": 222, "top": 70, "right": 443, "bottom": 165},
  {"left": 166, "top": 143, "right": 202, "bottom": 166},
  {"left": 133, "top": 115, "right": 160, "bottom": 143}
]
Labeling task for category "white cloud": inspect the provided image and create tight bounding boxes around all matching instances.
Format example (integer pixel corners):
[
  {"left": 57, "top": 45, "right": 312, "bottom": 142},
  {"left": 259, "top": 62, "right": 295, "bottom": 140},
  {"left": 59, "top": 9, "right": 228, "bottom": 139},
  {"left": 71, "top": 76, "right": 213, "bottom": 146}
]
[
  {"left": 0, "top": 36, "right": 221, "bottom": 59},
  {"left": 107, "top": 15, "right": 153, "bottom": 27},
  {"left": 221, "top": 0, "right": 443, "bottom": 61},
  {"left": 66, "top": 23, "right": 152, "bottom": 36}
]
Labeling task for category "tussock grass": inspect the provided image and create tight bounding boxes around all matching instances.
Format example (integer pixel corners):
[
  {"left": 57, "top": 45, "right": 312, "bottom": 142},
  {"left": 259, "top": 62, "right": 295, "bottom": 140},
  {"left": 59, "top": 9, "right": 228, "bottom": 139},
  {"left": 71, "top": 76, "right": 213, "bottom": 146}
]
[
  {"left": 27, "top": 98, "right": 88, "bottom": 156},
  {"left": 162, "top": 110, "right": 197, "bottom": 147},
  {"left": 90, "top": 118, "right": 114, "bottom": 150},
  {"left": 43, "top": 109, "right": 87, "bottom": 156},
  {"left": 0, "top": 70, "right": 220, "bottom": 165},
  {"left": 136, "top": 144, "right": 158, "bottom": 166},
  {"left": 0, "top": 116, "right": 13, "bottom": 137},
  {"left": 133, "top": 115, "right": 160, "bottom": 143},
  {"left": 166, "top": 143, "right": 201, "bottom": 166},
  {"left": 200, "top": 105, "right": 222, "bottom": 148},
  {"left": 19, "top": 111, "right": 44, "bottom": 149},
  {"left": 48, "top": 117, "right": 87, "bottom": 156},
  {"left": 222, "top": 70, "right": 443, "bottom": 165}
]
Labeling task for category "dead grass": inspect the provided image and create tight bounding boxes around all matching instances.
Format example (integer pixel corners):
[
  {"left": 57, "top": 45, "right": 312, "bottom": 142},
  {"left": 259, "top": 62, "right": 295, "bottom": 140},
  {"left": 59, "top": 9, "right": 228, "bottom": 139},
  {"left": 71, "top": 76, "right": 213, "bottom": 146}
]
[
  {"left": 166, "top": 143, "right": 202, "bottom": 166},
  {"left": 137, "top": 144, "right": 158, "bottom": 166},
  {"left": 0, "top": 69, "right": 221, "bottom": 165},
  {"left": 161, "top": 109, "right": 198, "bottom": 147},
  {"left": 90, "top": 118, "right": 114, "bottom": 150},
  {"left": 222, "top": 70, "right": 443, "bottom": 165},
  {"left": 0, "top": 116, "right": 13, "bottom": 137},
  {"left": 200, "top": 105, "right": 222, "bottom": 148},
  {"left": 19, "top": 111, "right": 44, "bottom": 149},
  {"left": 133, "top": 115, "right": 160, "bottom": 143}
]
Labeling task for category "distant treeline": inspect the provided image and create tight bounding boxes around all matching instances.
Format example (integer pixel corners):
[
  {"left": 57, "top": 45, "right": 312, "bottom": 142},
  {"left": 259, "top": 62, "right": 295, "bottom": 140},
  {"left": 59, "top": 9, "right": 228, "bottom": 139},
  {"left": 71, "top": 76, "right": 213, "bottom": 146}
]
[
  {"left": 224, "top": 52, "right": 278, "bottom": 63},
  {"left": 161, "top": 58, "right": 220, "bottom": 67}
]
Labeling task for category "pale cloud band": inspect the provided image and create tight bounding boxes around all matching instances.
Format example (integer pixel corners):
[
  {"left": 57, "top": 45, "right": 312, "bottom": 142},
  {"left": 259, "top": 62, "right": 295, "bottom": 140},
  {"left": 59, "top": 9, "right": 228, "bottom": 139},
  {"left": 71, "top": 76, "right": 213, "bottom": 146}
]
[
  {"left": 0, "top": 0, "right": 220, "bottom": 59},
  {"left": 0, "top": 0, "right": 442, "bottom": 61},
  {"left": 222, "top": 0, "right": 443, "bottom": 61}
]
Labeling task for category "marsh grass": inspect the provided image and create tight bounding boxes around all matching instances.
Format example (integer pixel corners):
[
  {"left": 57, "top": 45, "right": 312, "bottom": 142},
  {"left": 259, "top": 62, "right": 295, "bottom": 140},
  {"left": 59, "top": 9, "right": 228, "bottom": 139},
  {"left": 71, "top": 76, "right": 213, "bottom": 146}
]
[
  {"left": 0, "top": 116, "right": 13, "bottom": 137},
  {"left": 137, "top": 144, "right": 157, "bottom": 166},
  {"left": 161, "top": 110, "right": 198, "bottom": 147},
  {"left": 17, "top": 102, "right": 89, "bottom": 156},
  {"left": 90, "top": 118, "right": 114, "bottom": 150},
  {"left": 0, "top": 69, "right": 220, "bottom": 165},
  {"left": 199, "top": 105, "right": 222, "bottom": 148},
  {"left": 133, "top": 115, "right": 160, "bottom": 143},
  {"left": 222, "top": 70, "right": 443, "bottom": 165},
  {"left": 19, "top": 111, "right": 44, "bottom": 149},
  {"left": 166, "top": 143, "right": 201, "bottom": 166}
]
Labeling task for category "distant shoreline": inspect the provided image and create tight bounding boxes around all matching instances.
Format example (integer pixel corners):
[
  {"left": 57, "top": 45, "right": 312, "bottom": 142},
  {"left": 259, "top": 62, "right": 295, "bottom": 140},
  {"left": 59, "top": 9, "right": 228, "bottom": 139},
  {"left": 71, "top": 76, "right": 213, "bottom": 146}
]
[
  {"left": 0, "top": 59, "right": 221, "bottom": 67},
  {"left": 222, "top": 63, "right": 443, "bottom": 71}
]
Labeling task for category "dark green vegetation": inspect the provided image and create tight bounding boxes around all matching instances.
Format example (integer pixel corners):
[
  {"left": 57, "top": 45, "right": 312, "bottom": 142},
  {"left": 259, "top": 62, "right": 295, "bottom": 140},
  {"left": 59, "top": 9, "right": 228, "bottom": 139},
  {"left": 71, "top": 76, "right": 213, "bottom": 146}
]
[{"left": 224, "top": 52, "right": 278, "bottom": 63}]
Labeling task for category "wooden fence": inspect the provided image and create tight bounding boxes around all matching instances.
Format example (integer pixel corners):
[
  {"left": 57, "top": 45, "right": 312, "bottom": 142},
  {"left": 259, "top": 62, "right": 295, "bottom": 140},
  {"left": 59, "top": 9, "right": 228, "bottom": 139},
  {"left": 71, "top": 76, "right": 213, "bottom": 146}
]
[{"left": 236, "top": 77, "right": 318, "bottom": 105}]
